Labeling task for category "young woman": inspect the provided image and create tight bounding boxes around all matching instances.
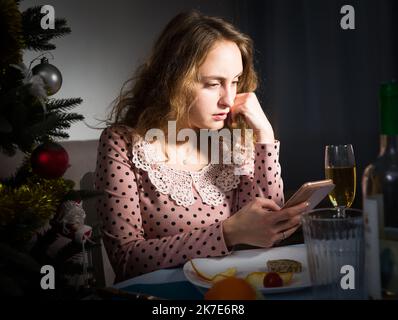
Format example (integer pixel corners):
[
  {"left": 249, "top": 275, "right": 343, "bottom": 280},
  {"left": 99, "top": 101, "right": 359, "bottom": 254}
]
[{"left": 95, "top": 11, "right": 308, "bottom": 282}]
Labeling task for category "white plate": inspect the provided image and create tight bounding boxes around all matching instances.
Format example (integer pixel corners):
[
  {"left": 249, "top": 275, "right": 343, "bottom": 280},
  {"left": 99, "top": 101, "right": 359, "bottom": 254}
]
[{"left": 183, "top": 244, "right": 311, "bottom": 294}]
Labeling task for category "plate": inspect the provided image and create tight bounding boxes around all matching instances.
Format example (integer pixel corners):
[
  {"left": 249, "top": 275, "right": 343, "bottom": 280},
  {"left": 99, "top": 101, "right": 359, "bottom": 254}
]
[{"left": 183, "top": 244, "right": 311, "bottom": 294}]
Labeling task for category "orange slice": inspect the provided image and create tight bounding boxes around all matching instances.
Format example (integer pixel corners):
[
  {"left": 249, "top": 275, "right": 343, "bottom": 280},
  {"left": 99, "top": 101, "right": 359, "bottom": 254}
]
[
  {"left": 190, "top": 260, "right": 213, "bottom": 281},
  {"left": 190, "top": 260, "right": 237, "bottom": 282},
  {"left": 211, "top": 274, "right": 229, "bottom": 283},
  {"left": 216, "top": 267, "right": 237, "bottom": 278}
]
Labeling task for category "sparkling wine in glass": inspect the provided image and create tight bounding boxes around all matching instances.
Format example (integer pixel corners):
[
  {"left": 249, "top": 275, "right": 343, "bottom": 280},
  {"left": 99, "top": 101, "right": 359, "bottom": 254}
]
[{"left": 324, "top": 144, "right": 356, "bottom": 216}]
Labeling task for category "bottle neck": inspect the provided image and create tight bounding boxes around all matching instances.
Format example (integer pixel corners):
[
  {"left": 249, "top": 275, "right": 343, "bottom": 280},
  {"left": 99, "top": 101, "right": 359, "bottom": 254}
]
[{"left": 379, "top": 135, "right": 398, "bottom": 156}]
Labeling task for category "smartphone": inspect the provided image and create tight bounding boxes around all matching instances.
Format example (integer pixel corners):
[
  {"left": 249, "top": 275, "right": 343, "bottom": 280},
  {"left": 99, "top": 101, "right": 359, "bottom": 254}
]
[{"left": 282, "top": 179, "right": 335, "bottom": 210}]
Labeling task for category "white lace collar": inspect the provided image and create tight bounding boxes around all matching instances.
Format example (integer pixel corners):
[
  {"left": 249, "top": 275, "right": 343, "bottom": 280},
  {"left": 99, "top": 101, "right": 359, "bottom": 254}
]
[{"left": 130, "top": 137, "right": 243, "bottom": 208}]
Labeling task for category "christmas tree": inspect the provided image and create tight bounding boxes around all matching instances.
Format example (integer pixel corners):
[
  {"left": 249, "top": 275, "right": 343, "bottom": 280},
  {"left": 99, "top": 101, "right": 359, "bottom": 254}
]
[{"left": 0, "top": 0, "right": 101, "bottom": 298}]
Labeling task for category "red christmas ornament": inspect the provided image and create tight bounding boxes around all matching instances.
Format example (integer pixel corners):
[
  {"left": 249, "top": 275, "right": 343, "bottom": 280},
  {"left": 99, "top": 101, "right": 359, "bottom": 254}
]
[{"left": 31, "top": 142, "right": 69, "bottom": 179}]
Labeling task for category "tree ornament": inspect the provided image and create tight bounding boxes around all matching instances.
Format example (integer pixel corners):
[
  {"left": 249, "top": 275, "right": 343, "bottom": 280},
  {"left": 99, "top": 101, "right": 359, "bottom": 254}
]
[
  {"left": 31, "top": 57, "right": 62, "bottom": 96},
  {"left": 31, "top": 142, "right": 69, "bottom": 179},
  {"left": 55, "top": 200, "right": 93, "bottom": 243}
]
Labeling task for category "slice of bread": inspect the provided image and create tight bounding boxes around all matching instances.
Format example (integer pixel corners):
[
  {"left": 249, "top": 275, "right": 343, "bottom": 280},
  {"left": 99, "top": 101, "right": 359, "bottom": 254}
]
[{"left": 267, "top": 259, "right": 302, "bottom": 273}]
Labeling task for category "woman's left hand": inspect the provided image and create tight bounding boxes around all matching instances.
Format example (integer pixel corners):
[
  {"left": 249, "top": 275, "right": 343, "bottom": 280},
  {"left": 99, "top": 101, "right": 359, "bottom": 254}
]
[{"left": 230, "top": 92, "right": 275, "bottom": 143}]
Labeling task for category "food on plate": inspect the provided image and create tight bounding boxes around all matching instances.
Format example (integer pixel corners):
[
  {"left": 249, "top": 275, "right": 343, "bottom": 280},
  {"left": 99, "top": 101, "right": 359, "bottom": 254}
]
[
  {"left": 266, "top": 259, "right": 302, "bottom": 273},
  {"left": 190, "top": 259, "right": 297, "bottom": 289},
  {"left": 245, "top": 271, "right": 293, "bottom": 288},
  {"left": 190, "top": 260, "right": 236, "bottom": 282},
  {"left": 273, "top": 272, "right": 293, "bottom": 284},
  {"left": 263, "top": 272, "right": 283, "bottom": 288},
  {"left": 244, "top": 272, "right": 266, "bottom": 288},
  {"left": 204, "top": 277, "right": 257, "bottom": 300},
  {"left": 211, "top": 274, "right": 229, "bottom": 283}
]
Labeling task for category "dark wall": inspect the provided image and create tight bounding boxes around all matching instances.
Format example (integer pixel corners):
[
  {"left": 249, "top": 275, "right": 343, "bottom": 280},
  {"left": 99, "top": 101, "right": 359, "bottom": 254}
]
[{"left": 236, "top": 0, "right": 398, "bottom": 207}]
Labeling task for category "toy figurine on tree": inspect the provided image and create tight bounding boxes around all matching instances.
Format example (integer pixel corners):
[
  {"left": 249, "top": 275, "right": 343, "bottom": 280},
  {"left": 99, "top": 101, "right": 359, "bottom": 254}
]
[{"left": 0, "top": 0, "right": 101, "bottom": 298}]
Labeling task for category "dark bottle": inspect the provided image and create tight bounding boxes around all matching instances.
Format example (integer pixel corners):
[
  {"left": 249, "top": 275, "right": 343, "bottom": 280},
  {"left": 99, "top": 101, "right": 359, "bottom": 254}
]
[{"left": 363, "top": 81, "right": 398, "bottom": 299}]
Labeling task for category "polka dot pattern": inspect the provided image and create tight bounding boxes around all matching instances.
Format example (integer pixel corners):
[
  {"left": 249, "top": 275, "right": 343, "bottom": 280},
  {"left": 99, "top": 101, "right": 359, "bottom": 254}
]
[
  {"left": 95, "top": 126, "right": 284, "bottom": 281},
  {"left": 235, "top": 142, "right": 284, "bottom": 212}
]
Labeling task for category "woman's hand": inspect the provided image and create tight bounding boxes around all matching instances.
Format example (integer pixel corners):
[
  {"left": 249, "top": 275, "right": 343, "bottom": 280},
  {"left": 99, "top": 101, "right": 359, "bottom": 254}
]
[
  {"left": 223, "top": 197, "right": 309, "bottom": 248},
  {"left": 230, "top": 92, "right": 275, "bottom": 143}
]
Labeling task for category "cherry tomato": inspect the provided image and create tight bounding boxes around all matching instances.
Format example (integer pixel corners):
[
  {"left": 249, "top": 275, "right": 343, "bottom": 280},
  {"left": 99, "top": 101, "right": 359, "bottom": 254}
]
[{"left": 263, "top": 272, "right": 283, "bottom": 288}]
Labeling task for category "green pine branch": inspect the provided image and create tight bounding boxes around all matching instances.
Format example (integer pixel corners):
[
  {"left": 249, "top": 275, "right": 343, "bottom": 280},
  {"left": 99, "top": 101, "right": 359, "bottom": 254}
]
[
  {"left": 45, "top": 112, "right": 85, "bottom": 139},
  {"left": 52, "top": 112, "right": 85, "bottom": 126},
  {"left": 23, "top": 113, "right": 60, "bottom": 144},
  {"left": 0, "top": 81, "right": 48, "bottom": 155},
  {"left": 46, "top": 98, "right": 83, "bottom": 113},
  {"left": 21, "top": 6, "right": 71, "bottom": 51},
  {"left": 0, "top": 4, "right": 84, "bottom": 155},
  {"left": 45, "top": 130, "right": 69, "bottom": 139},
  {"left": 0, "top": 93, "right": 84, "bottom": 154}
]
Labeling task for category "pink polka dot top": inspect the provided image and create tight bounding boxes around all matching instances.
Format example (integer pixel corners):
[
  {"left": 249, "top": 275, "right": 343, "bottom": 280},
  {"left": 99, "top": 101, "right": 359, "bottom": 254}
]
[{"left": 94, "top": 125, "right": 284, "bottom": 282}]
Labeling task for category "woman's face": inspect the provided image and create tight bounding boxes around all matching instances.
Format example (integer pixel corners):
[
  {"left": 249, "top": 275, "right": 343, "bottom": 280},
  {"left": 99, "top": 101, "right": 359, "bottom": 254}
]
[{"left": 188, "top": 40, "right": 243, "bottom": 131}]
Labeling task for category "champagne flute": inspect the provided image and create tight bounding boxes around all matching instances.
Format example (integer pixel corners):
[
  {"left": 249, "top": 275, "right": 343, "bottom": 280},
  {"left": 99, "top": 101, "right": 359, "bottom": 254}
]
[{"left": 324, "top": 144, "right": 356, "bottom": 217}]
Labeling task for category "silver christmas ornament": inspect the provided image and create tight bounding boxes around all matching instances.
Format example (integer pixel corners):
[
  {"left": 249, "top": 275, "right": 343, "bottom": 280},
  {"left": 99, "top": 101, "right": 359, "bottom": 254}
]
[{"left": 32, "top": 57, "right": 62, "bottom": 96}]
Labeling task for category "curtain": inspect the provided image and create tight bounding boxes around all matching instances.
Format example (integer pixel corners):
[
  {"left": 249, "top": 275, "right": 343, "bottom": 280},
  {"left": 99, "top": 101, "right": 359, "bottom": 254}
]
[{"left": 233, "top": 0, "right": 398, "bottom": 206}]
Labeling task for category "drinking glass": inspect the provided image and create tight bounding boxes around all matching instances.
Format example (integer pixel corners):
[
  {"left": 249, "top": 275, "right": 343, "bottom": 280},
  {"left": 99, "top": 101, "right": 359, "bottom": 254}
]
[
  {"left": 324, "top": 144, "right": 356, "bottom": 217},
  {"left": 302, "top": 208, "right": 366, "bottom": 299}
]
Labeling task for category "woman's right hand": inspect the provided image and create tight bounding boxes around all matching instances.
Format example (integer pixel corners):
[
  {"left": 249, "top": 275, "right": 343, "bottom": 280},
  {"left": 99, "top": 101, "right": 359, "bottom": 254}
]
[{"left": 223, "top": 198, "right": 309, "bottom": 248}]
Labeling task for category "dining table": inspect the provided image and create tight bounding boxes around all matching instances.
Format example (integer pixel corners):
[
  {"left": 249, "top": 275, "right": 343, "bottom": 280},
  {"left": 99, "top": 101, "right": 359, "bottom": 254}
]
[{"left": 113, "top": 243, "right": 314, "bottom": 300}]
